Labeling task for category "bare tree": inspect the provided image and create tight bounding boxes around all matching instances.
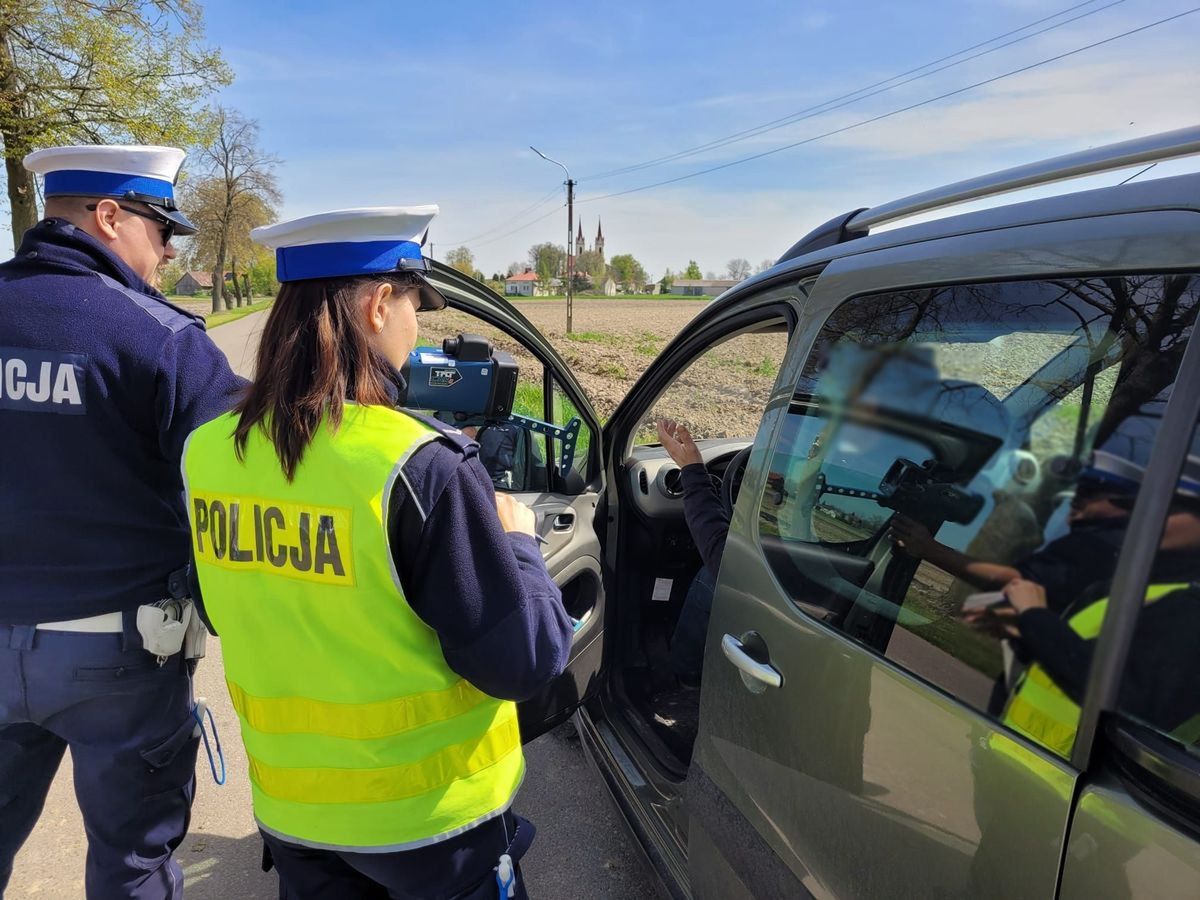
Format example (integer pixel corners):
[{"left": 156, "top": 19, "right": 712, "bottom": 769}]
[
  {"left": 190, "top": 108, "right": 280, "bottom": 312},
  {"left": 727, "top": 258, "right": 752, "bottom": 280},
  {"left": 755, "top": 258, "right": 775, "bottom": 274}
]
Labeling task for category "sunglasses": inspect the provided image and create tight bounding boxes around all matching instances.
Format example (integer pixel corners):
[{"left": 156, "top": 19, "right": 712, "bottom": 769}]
[{"left": 86, "top": 202, "right": 176, "bottom": 245}]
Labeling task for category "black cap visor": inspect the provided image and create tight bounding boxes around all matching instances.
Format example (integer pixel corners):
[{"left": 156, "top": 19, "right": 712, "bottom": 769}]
[
  {"left": 156, "top": 205, "right": 198, "bottom": 237},
  {"left": 417, "top": 280, "right": 448, "bottom": 311}
]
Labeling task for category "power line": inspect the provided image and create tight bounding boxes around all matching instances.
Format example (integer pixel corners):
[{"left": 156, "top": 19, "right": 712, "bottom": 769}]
[
  {"left": 460, "top": 201, "right": 567, "bottom": 250},
  {"left": 578, "top": 7, "right": 1200, "bottom": 206},
  {"left": 583, "top": 0, "right": 1122, "bottom": 181},
  {"left": 1118, "top": 162, "right": 1158, "bottom": 185},
  {"left": 440, "top": 185, "right": 563, "bottom": 248}
]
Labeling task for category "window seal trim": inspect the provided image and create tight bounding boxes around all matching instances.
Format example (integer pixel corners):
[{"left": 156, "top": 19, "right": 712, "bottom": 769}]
[{"left": 1073, "top": 323, "right": 1200, "bottom": 771}]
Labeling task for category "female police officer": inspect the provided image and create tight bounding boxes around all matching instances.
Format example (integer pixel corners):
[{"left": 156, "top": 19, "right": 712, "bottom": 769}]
[{"left": 182, "top": 207, "right": 574, "bottom": 899}]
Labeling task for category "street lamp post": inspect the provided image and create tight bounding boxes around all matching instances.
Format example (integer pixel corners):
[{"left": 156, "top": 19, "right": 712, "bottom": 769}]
[{"left": 530, "top": 146, "right": 575, "bottom": 334}]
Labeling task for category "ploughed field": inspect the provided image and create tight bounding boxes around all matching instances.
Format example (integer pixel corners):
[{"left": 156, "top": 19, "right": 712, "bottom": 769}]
[{"left": 418, "top": 297, "right": 789, "bottom": 440}]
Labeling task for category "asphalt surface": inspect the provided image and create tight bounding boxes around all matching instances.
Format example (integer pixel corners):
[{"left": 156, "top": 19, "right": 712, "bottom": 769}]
[{"left": 7, "top": 308, "right": 659, "bottom": 899}]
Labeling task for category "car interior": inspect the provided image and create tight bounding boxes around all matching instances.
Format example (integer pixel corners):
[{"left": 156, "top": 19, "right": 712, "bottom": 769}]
[{"left": 604, "top": 318, "right": 792, "bottom": 769}]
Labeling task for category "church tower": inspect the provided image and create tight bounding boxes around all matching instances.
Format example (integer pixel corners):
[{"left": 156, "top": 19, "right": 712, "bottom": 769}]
[
  {"left": 595, "top": 219, "right": 605, "bottom": 260},
  {"left": 576, "top": 221, "right": 585, "bottom": 258}
]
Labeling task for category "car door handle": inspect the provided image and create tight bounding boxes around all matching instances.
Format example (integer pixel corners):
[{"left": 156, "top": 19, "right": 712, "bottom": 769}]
[
  {"left": 721, "top": 634, "right": 782, "bottom": 689},
  {"left": 552, "top": 513, "right": 574, "bottom": 531}
]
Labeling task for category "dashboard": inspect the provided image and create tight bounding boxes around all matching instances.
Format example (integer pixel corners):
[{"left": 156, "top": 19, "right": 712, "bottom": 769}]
[{"left": 622, "top": 438, "right": 753, "bottom": 519}]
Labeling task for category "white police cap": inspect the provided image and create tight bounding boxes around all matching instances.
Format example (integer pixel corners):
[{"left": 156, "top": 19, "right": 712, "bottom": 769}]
[
  {"left": 23, "top": 144, "right": 197, "bottom": 236},
  {"left": 251, "top": 206, "right": 447, "bottom": 310}
]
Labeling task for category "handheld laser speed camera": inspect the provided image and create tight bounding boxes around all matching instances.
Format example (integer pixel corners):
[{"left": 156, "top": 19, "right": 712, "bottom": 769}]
[
  {"left": 403, "top": 334, "right": 519, "bottom": 421},
  {"left": 400, "top": 333, "right": 582, "bottom": 474}
]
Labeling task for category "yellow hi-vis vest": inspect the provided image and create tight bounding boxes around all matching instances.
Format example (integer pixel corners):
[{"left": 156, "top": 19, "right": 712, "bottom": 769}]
[
  {"left": 1002, "top": 583, "right": 1189, "bottom": 758},
  {"left": 183, "top": 405, "right": 524, "bottom": 851}
]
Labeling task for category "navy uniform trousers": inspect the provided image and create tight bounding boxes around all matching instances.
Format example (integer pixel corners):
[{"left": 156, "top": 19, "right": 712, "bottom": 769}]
[
  {"left": 0, "top": 622, "right": 198, "bottom": 899},
  {"left": 262, "top": 810, "right": 535, "bottom": 900}
]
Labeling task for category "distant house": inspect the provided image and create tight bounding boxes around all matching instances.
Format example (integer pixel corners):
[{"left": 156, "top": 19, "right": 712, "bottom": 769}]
[
  {"left": 173, "top": 271, "right": 213, "bottom": 296},
  {"left": 671, "top": 278, "right": 738, "bottom": 297},
  {"left": 504, "top": 269, "right": 541, "bottom": 297}
]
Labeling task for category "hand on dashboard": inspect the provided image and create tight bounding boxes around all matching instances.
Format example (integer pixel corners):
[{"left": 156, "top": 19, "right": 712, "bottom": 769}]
[{"left": 657, "top": 418, "right": 703, "bottom": 468}]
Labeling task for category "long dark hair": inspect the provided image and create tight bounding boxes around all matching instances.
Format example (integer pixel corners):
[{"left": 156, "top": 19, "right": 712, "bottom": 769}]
[{"left": 233, "top": 272, "right": 421, "bottom": 481}]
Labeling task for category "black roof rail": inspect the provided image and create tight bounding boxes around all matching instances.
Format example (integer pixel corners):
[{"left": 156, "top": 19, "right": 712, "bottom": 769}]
[
  {"left": 776, "top": 207, "right": 869, "bottom": 266},
  {"left": 850, "top": 125, "right": 1200, "bottom": 232}
]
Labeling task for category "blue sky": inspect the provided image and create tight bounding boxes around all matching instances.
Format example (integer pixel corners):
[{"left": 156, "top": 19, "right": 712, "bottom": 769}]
[{"left": 85, "top": 0, "right": 1200, "bottom": 275}]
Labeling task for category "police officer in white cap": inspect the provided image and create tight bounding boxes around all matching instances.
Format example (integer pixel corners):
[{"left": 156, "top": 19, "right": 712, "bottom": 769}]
[
  {"left": 182, "top": 206, "right": 573, "bottom": 898},
  {"left": 0, "top": 146, "right": 245, "bottom": 897}
]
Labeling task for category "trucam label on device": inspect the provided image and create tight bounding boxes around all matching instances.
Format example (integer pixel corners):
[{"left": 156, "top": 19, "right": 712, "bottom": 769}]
[
  {"left": 428, "top": 367, "right": 463, "bottom": 388},
  {"left": 190, "top": 491, "right": 354, "bottom": 586}
]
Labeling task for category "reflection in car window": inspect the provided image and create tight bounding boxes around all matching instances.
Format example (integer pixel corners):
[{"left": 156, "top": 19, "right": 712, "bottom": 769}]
[
  {"left": 1112, "top": 416, "right": 1200, "bottom": 756},
  {"left": 758, "top": 275, "right": 1199, "bottom": 757}
]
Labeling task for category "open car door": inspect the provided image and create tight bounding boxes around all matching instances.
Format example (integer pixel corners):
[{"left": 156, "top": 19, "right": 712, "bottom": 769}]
[{"left": 423, "top": 263, "right": 607, "bottom": 742}]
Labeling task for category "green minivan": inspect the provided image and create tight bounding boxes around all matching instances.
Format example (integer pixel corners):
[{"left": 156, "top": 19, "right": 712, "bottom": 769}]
[{"left": 425, "top": 125, "right": 1200, "bottom": 898}]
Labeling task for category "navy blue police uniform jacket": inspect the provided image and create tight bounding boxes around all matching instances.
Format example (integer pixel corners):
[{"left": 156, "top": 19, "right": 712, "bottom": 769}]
[
  {"left": 385, "top": 412, "right": 575, "bottom": 701},
  {"left": 0, "top": 218, "right": 245, "bottom": 624}
]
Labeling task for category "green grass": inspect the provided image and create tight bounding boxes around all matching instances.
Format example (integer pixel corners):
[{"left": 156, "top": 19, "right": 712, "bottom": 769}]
[
  {"left": 197, "top": 298, "right": 275, "bottom": 329},
  {"left": 566, "top": 331, "right": 622, "bottom": 346},
  {"left": 512, "top": 382, "right": 594, "bottom": 474},
  {"left": 751, "top": 357, "right": 779, "bottom": 377},
  {"left": 512, "top": 382, "right": 544, "bottom": 420},
  {"left": 598, "top": 361, "right": 628, "bottom": 379},
  {"left": 635, "top": 331, "right": 664, "bottom": 357}
]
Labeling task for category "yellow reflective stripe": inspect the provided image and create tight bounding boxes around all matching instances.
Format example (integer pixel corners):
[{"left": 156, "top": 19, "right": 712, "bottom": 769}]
[
  {"left": 247, "top": 712, "right": 522, "bottom": 805},
  {"left": 1069, "top": 584, "right": 1190, "bottom": 638},
  {"left": 228, "top": 678, "right": 489, "bottom": 740},
  {"left": 1003, "top": 667, "right": 1081, "bottom": 756}
]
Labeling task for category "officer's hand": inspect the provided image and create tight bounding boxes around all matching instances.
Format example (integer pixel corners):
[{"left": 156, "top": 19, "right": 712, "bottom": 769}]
[
  {"left": 657, "top": 418, "right": 703, "bottom": 468},
  {"left": 495, "top": 493, "right": 536, "bottom": 536},
  {"left": 963, "top": 604, "right": 1021, "bottom": 639},
  {"left": 888, "top": 515, "right": 935, "bottom": 558},
  {"left": 1001, "top": 578, "right": 1048, "bottom": 613}
]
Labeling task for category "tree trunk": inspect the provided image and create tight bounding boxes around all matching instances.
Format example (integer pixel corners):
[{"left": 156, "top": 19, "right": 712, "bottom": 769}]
[
  {"left": 211, "top": 235, "right": 227, "bottom": 313},
  {"left": 4, "top": 154, "right": 37, "bottom": 244},
  {"left": 243, "top": 273, "right": 252, "bottom": 303},
  {"left": 229, "top": 259, "right": 244, "bottom": 306},
  {"left": 0, "top": 28, "right": 38, "bottom": 243}
]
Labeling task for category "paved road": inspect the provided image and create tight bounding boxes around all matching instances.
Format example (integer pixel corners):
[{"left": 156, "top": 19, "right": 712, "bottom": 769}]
[{"left": 8, "top": 309, "right": 659, "bottom": 899}]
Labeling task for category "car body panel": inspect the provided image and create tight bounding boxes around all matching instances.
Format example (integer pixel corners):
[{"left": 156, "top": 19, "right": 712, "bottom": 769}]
[
  {"left": 1059, "top": 779, "right": 1200, "bottom": 900},
  {"left": 687, "top": 207, "right": 1200, "bottom": 897}
]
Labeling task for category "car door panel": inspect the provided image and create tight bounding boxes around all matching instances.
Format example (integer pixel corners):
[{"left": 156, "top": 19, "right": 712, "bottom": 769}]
[
  {"left": 1059, "top": 781, "right": 1200, "bottom": 900},
  {"left": 693, "top": 528, "right": 1076, "bottom": 897},
  {"left": 422, "top": 264, "right": 607, "bottom": 743}
]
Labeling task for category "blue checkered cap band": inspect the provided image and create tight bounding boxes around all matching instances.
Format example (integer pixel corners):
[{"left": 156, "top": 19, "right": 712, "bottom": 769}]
[
  {"left": 42, "top": 170, "right": 176, "bottom": 206},
  {"left": 275, "top": 240, "right": 426, "bottom": 283}
]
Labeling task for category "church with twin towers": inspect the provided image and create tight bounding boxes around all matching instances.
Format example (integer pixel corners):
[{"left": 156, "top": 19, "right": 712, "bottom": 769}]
[{"left": 575, "top": 219, "right": 605, "bottom": 260}]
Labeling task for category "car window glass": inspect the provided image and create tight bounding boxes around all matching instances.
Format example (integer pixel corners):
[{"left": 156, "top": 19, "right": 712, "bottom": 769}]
[
  {"left": 758, "top": 275, "right": 1199, "bottom": 758},
  {"left": 635, "top": 323, "right": 790, "bottom": 444},
  {"left": 412, "top": 307, "right": 547, "bottom": 493},
  {"left": 1113, "top": 412, "right": 1200, "bottom": 756},
  {"left": 551, "top": 378, "right": 594, "bottom": 484}
]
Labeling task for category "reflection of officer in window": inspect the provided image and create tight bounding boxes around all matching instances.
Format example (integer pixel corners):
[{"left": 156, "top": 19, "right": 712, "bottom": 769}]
[
  {"left": 184, "top": 206, "right": 573, "bottom": 899},
  {"left": 890, "top": 454, "right": 1137, "bottom": 616},
  {"left": 0, "top": 146, "right": 245, "bottom": 896},
  {"left": 986, "top": 447, "right": 1200, "bottom": 755}
]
